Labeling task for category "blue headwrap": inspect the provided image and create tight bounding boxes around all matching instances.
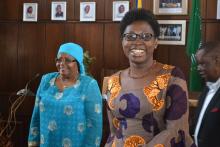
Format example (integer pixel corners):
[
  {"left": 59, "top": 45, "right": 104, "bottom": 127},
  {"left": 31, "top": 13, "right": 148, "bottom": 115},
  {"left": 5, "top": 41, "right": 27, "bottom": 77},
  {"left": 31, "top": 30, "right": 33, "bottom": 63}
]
[{"left": 57, "top": 42, "right": 85, "bottom": 75}]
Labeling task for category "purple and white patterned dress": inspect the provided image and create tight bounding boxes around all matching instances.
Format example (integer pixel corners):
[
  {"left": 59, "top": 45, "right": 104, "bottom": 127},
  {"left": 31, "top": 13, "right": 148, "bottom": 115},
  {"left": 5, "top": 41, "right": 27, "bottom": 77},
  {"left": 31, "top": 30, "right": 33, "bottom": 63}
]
[{"left": 104, "top": 62, "right": 195, "bottom": 147}]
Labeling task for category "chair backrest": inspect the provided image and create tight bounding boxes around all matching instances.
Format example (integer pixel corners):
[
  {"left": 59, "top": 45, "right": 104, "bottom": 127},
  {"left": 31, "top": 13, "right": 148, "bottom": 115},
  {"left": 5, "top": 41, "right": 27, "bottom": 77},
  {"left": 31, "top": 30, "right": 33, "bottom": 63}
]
[{"left": 102, "top": 77, "right": 109, "bottom": 95}]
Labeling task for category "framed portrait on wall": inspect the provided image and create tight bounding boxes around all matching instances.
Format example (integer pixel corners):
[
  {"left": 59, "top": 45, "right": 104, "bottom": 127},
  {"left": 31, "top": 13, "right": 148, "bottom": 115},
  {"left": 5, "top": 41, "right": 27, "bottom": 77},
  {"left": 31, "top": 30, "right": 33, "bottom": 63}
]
[
  {"left": 153, "top": 0, "right": 188, "bottom": 15},
  {"left": 112, "top": 1, "right": 129, "bottom": 21},
  {"left": 80, "top": 2, "right": 96, "bottom": 22},
  {"left": 23, "top": 3, "right": 38, "bottom": 22},
  {"left": 51, "top": 1, "right": 66, "bottom": 21},
  {"left": 217, "top": 0, "right": 220, "bottom": 19},
  {"left": 158, "top": 20, "right": 186, "bottom": 45}
]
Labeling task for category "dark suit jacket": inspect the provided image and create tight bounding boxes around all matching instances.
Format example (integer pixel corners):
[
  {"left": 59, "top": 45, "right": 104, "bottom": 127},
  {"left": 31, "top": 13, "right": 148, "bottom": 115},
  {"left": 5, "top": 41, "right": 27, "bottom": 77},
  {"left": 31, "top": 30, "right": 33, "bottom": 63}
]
[{"left": 192, "top": 86, "right": 220, "bottom": 147}]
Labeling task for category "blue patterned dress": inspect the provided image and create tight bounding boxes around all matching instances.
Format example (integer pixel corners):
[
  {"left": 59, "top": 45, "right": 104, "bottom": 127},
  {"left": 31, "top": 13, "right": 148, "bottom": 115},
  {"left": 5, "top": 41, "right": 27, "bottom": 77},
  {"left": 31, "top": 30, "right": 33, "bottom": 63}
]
[{"left": 28, "top": 72, "right": 102, "bottom": 147}]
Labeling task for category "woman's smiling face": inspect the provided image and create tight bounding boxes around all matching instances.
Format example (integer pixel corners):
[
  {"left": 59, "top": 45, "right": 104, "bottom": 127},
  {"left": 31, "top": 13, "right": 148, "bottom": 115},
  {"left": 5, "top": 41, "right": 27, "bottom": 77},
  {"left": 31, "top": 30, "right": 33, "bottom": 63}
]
[
  {"left": 122, "top": 21, "right": 158, "bottom": 65},
  {"left": 56, "top": 53, "right": 78, "bottom": 78}
]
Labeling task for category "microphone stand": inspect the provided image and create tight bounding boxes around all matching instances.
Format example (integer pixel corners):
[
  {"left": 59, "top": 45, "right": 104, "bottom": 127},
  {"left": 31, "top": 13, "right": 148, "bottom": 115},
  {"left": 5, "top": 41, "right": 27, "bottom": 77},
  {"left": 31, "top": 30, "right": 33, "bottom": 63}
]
[{"left": 0, "top": 73, "right": 40, "bottom": 146}]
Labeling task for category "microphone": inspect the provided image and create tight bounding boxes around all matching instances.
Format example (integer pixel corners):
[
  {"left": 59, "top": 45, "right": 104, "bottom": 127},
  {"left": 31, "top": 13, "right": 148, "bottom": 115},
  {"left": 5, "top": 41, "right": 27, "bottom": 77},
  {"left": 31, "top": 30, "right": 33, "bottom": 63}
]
[
  {"left": 16, "top": 89, "right": 35, "bottom": 96},
  {"left": 16, "top": 73, "right": 41, "bottom": 96},
  {"left": 0, "top": 73, "right": 41, "bottom": 138}
]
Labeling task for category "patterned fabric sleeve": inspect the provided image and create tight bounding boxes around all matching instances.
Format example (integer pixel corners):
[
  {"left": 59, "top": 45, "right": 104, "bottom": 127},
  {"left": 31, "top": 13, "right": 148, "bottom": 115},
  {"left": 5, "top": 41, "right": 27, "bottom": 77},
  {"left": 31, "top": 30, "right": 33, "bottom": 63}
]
[
  {"left": 105, "top": 108, "right": 116, "bottom": 146},
  {"left": 146, "top": 67, "right": 195, "bottom": 147},
  {"left": 28, "top": 75, "right": 46, "bottom": 147},
  {"left": 83, "top": 79, "right": 103, "bottom": 147}
]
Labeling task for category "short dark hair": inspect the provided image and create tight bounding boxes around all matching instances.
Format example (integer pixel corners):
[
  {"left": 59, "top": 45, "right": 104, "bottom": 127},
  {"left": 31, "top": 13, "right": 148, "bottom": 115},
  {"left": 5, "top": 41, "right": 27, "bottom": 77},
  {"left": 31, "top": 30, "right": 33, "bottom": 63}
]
[
  {"left": 200, "top": 41, "right": 220, "bottom": 57},
  {"left": 120, "top": 8, "right": 160, "bottom": 38}
]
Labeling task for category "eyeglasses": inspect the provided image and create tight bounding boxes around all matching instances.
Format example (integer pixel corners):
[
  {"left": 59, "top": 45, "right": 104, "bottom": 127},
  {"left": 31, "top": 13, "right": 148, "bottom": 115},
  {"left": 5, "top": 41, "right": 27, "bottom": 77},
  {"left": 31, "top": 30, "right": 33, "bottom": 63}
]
[
  {"left": 123, "top": 33, "right": 155, "bottom": 41},
  {"left": 55, "top": 58, "right": 76, "bottom": 64}
]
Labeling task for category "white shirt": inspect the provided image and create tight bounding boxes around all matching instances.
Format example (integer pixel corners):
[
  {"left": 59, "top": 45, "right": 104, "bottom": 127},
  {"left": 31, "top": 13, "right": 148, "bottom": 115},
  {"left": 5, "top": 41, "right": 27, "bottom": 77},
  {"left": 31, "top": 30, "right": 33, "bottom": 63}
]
[{"left": 194, "top": 78, "right": 220, "bottom": 146}]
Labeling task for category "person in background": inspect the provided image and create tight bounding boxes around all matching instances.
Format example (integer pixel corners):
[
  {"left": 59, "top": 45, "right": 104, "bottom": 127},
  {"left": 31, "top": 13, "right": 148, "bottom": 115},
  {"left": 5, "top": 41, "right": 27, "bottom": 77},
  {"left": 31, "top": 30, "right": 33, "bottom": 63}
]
[
  {"left": 26, "top": 6, "right": 34, "bottom": 18},
  {"left": 83, "top": 5, "right": 92, "bottom": 18},
  {"left": 84, "top": 5, "right": 90, "bottom": 14},
  {"left": 118, "top": 4, "right": 125, "bottom": 14},
  {"left": 103, "top": 8, "right": 195, "bottom": 147},
  {"left": 192, "top": 41, "right": 220, "bottom": 147},
  {"left": 28, "top": 42, "right": 102, "bottom": 147},
  {"left": 55, "top": 4, "right": 63, "bottom": 17}
]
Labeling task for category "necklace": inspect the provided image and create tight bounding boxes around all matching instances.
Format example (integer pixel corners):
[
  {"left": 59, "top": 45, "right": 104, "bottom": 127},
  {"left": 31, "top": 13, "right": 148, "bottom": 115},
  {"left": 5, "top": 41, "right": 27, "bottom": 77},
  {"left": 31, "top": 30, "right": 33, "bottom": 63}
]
[
  {"left": 59, "top": 75, "right": 78, "bottom": 88},
  {"left": 128, "top": 60, "right": 157, "bottom": 79}
]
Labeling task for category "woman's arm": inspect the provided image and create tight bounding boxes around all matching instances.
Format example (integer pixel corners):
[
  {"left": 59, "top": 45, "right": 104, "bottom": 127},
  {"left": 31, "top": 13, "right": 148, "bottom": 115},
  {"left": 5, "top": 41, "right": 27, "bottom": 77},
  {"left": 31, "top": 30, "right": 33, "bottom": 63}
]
[
  {"left": 83, "top": 79, "right": 103, "bottom": 147},
  {"left": 28, "top": 75, "right": 46, "bottom": 147},
  {"left": 146, "top": 67, "right": 195, "bottom": 147},
  {"left": 104, "top": 108, "right": 117, "bottom": 147}
]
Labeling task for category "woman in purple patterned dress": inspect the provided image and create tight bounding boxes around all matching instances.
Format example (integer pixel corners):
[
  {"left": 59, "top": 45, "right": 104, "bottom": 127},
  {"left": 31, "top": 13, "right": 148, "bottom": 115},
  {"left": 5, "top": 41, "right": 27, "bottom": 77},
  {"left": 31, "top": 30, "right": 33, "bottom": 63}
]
[{"left": 103, "top": 8, "right": 195, "bottom": 147}]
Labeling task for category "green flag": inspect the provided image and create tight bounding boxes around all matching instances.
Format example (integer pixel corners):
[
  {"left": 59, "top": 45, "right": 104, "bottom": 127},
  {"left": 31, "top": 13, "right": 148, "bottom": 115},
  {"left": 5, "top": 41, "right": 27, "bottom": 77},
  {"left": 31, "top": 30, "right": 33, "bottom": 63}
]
[{"left": 186, "top": 0, "right": 203, "bottom": 91}]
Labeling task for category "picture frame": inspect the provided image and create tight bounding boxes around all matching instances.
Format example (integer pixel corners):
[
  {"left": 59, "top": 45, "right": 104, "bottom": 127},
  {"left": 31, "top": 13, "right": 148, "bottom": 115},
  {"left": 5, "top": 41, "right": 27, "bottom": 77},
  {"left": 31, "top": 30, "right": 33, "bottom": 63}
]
[
  {"left": 153, "top": 0, "right": 188, "bottom": 15},
  {"left": 158, "top": 20, "right": 186, "bottom": 45},
  {"left": 23, "top": 3, "right": 38, "bottom": 22},
  {"left": 80, "top": 2, "right": 96, "bottom": 22},
  {"left": 217, "top": 0, "right": 220, "bottom": 19},
  {"left": 51, "top": 1, "right": 66, "bottom": 21},
  {"left": 112, "top": 1, "right": 129, "bottom": 21}
]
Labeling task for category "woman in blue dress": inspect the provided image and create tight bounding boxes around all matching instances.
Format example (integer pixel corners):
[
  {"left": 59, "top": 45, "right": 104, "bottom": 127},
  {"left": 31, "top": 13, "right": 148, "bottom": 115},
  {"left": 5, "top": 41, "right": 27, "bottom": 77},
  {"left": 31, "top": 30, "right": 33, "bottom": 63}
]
[{"left": 28, "top": 42, "right": 102, "bottom": 147}]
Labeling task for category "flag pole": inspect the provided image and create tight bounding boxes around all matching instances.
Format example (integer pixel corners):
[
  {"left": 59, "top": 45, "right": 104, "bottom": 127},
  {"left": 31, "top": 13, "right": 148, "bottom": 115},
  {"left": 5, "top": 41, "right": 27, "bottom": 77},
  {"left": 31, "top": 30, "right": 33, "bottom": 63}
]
[{"left": 186, "top": 0, "right": 203, "bottom": 91}]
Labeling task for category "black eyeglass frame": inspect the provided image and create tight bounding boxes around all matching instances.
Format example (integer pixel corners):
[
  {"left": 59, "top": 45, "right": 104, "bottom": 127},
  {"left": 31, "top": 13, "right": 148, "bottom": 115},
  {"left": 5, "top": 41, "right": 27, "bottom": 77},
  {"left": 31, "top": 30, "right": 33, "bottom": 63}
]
[
  {"left": 55, "top": 58, "right": 77, "bottom": 64},
  {"left": 122, "top": 33, "right": 156, "bottom": 41}
]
